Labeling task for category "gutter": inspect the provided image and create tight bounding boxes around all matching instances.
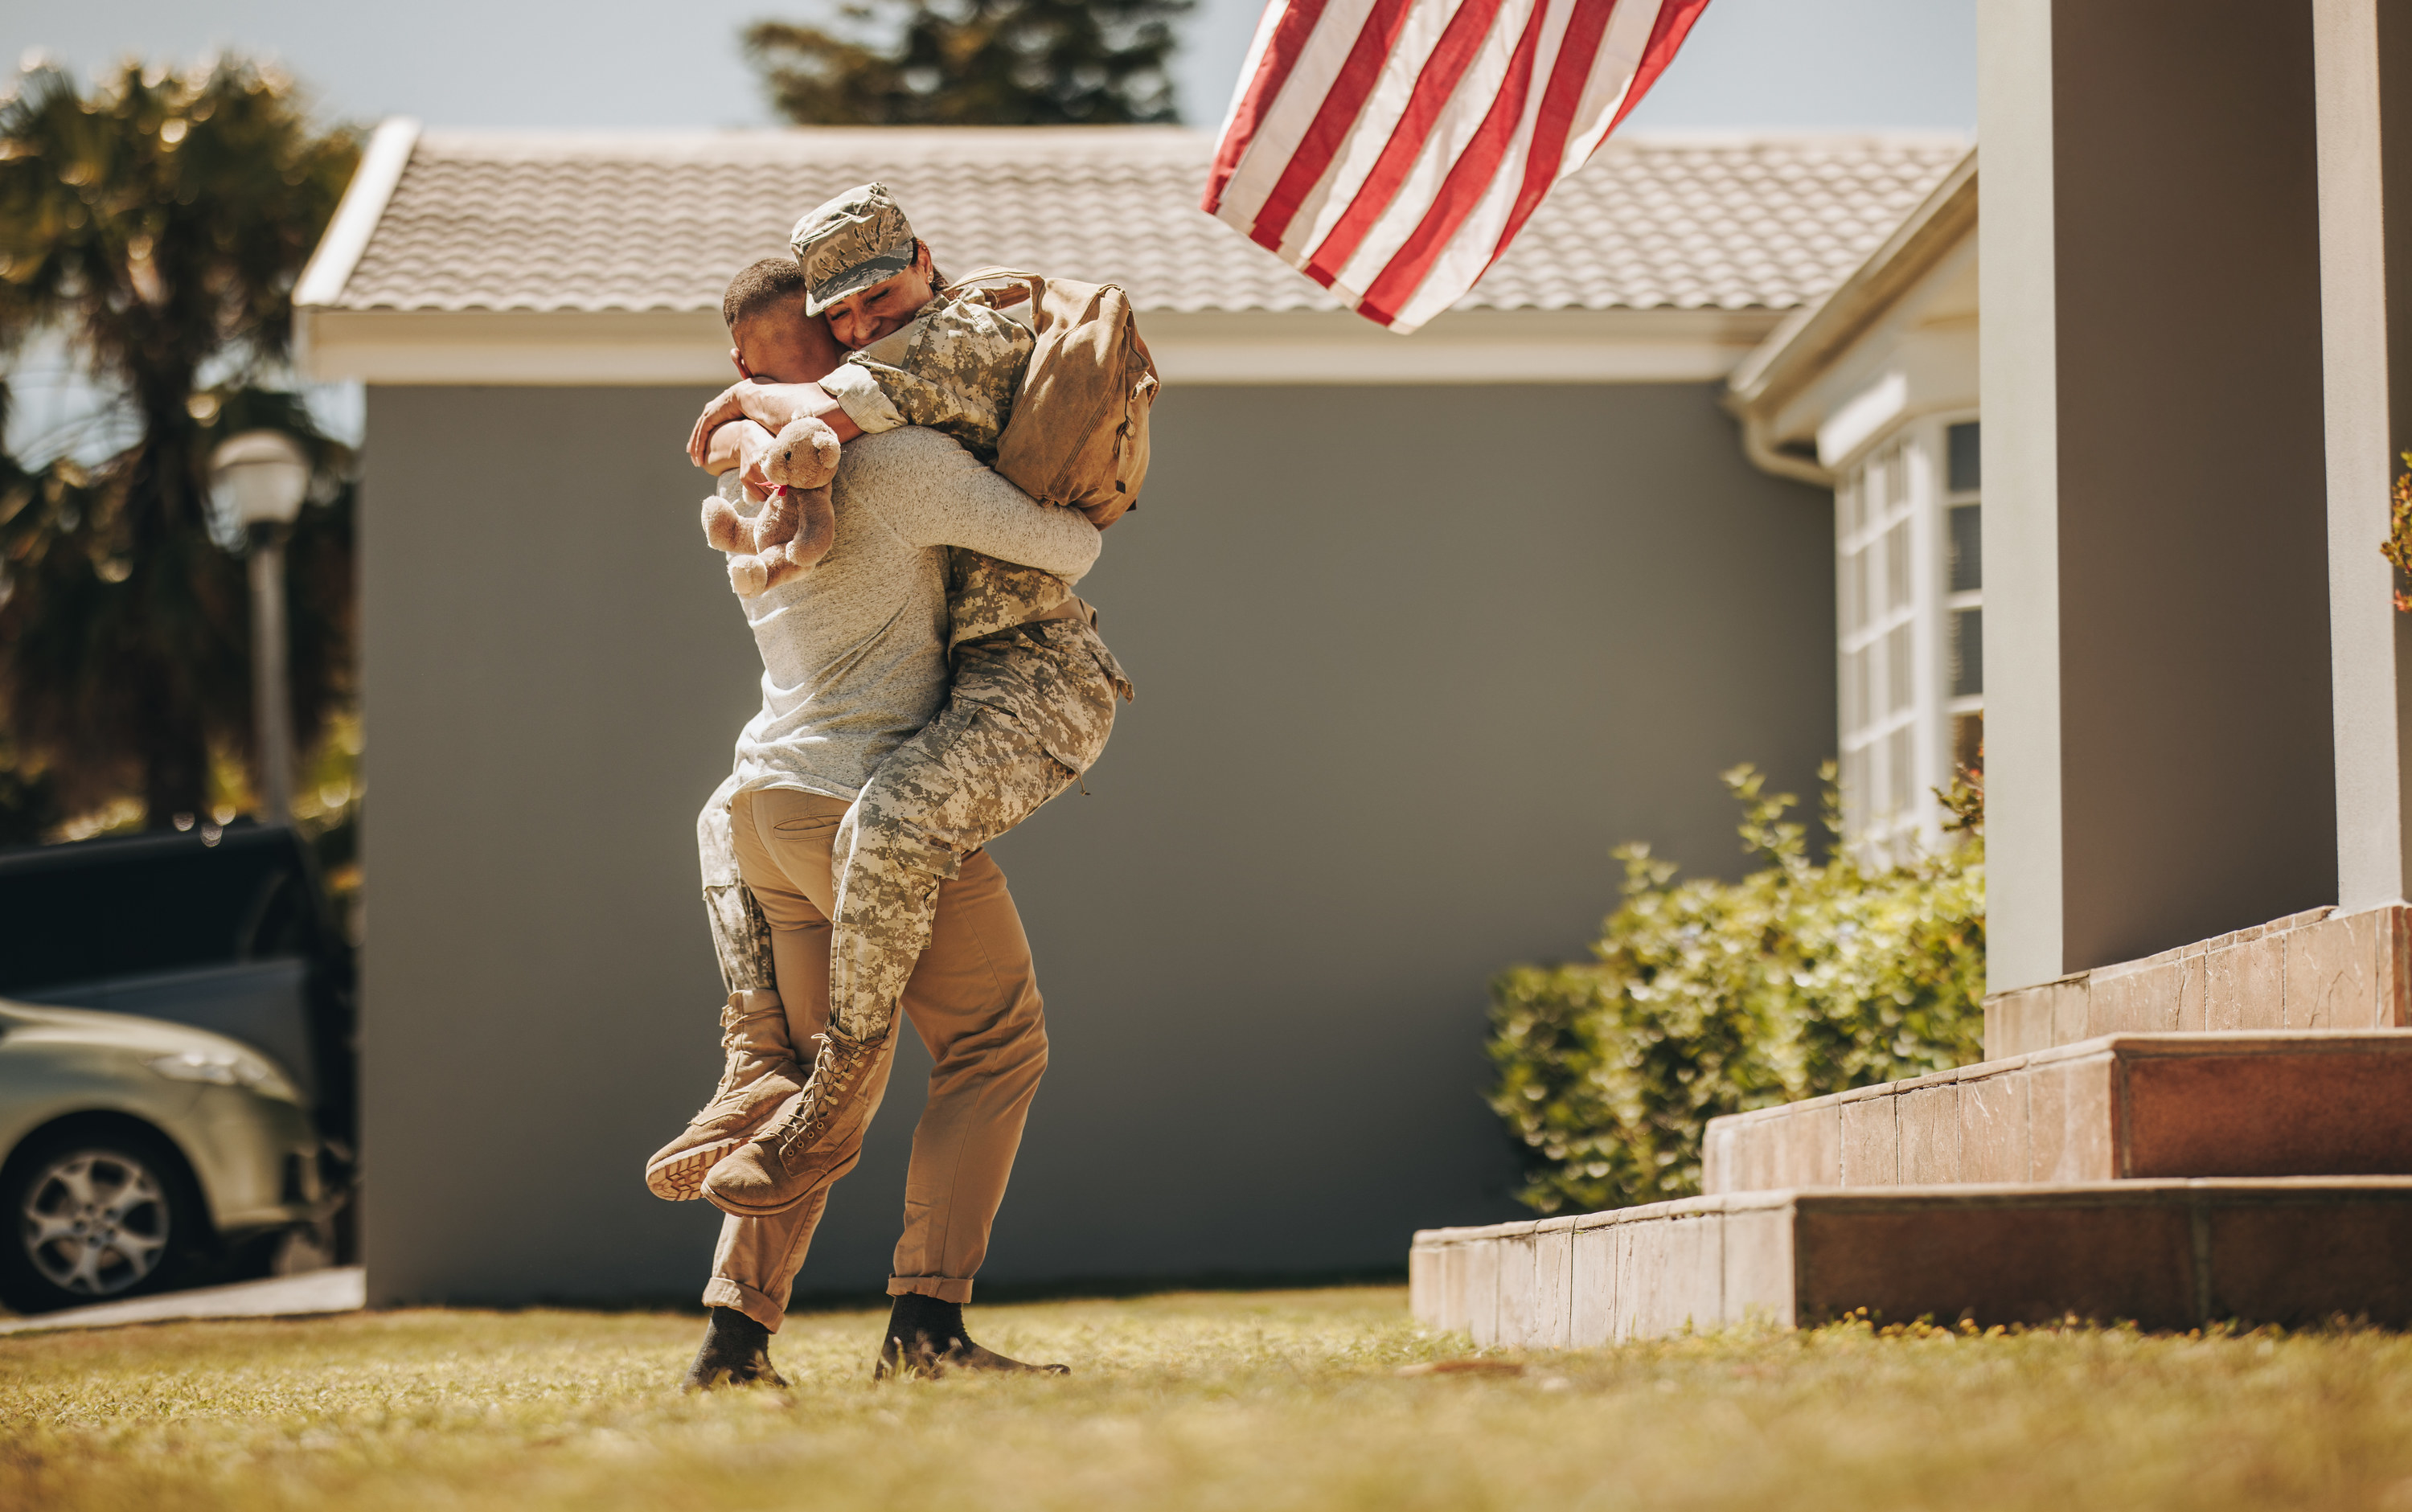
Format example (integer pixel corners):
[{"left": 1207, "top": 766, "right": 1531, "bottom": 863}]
[{"left": 1724, "top": 145, "right": 1979, "bottom": 487}]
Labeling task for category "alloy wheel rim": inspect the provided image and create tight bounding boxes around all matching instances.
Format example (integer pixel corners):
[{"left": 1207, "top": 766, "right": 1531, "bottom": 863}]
[{"left": 21, "top": 1151, "right": 170, "bottom": 1297}]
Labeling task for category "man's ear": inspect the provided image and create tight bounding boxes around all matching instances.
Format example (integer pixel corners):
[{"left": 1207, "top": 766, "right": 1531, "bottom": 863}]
[{"left": 731, "top": 347, "right": 754, "bottom": 379}]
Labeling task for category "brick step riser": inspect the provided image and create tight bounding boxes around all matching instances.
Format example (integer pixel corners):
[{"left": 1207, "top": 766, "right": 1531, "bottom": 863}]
[
  {"left": 1411, "top": 1181, "right": 2412, "bottom": 1349},
  {"left": 1703, "top": 1033, "right": 2412, "bottom": 1194}
]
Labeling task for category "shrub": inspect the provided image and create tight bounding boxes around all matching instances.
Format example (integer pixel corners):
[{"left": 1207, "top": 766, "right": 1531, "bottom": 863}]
[{"left": 1486, "top": 764, "right": 1985, "bottom": 1216}]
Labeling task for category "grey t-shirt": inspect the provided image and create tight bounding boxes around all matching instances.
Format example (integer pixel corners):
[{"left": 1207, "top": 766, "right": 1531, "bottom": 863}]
[{"left": 720, "top": 425, "right": 1100, "bottom": 805}]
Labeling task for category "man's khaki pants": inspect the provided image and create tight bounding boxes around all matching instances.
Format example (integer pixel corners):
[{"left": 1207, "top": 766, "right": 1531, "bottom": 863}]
[{"left": 702, "top": 787, "right": 1048, "bottom": 1331}]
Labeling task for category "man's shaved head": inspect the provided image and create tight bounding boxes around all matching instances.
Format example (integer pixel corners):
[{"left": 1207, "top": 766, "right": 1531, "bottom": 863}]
[{"left": 722, "top": 258, "right": 811, "bottom": 330}]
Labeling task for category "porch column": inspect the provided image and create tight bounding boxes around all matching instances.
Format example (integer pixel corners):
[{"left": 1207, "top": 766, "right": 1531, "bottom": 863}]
[
  {"left": 1979, "top": 0, "right": 2337, "bottom": 992},
  {"left": 2316, "top": 0, "right": 2412, "bottom": 912}
]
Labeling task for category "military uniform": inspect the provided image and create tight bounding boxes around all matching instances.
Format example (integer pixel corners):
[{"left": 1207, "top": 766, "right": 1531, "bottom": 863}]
[{"left": 786, "top": 182, "right": 1131, "bottom": 1049}]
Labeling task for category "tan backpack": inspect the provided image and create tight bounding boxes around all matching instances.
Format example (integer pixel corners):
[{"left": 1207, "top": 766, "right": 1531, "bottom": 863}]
[{"left": 947, "top": 267, "right": 1159, "bottom": 529}]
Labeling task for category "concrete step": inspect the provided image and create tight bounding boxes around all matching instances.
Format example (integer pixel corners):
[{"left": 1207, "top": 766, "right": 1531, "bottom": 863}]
[
  {"left": 1701, "top": 1031, "right": 2412, "bottom": 1194},
  {"left": 1983, "top": 903, "right": 2411, "bottom": 1058},
  {"left": 1410, "top": 1179, "right": 2412, "bottom": 1347}
]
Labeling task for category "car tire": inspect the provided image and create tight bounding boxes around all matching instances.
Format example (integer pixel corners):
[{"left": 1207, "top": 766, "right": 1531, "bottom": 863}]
[{"left": 0, "top": 1125, "right": 210, "bottom": 1315}]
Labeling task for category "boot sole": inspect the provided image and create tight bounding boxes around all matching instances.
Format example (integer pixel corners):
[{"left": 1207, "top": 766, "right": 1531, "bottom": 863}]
[
  {"left": 699, "top": 1172, "right": 833, "bottom": 1219},
  {"left": 646, "top": 1136, "right": 749, "bottom": 1201}
]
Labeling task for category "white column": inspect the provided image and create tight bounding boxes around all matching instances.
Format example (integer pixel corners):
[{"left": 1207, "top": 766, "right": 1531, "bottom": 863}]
[
  {"left": 1977, "top": 0, "right": 2063, "bottom": 992},
  {"left": 2316, "top": 0, "right": 2412, "bottom": 912}
]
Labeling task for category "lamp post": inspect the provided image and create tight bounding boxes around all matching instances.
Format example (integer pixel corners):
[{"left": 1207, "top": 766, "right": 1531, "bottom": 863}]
[{"left": 207, "top": 431, "right": 310, "bottom": 825}]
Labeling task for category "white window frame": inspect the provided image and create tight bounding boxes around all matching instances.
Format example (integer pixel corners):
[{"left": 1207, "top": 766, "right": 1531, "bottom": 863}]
[{"left": 1833, "top": 409, "right": 1979, "bottom": 863}]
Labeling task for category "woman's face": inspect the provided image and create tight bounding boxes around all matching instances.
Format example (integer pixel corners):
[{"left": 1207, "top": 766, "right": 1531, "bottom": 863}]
[{"left": 823, "top": 243, "right": 939, "bottom": 350}]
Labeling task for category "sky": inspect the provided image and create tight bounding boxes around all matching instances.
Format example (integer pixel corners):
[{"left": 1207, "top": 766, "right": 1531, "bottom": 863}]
[{"left": 2, "top": 0, "right": 1975, "bottom": 135}]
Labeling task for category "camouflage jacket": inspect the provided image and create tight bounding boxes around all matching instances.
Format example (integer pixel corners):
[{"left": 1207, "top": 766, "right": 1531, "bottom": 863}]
[{"left": 818, "top": 297, "right": 1071, "bottom": 649}]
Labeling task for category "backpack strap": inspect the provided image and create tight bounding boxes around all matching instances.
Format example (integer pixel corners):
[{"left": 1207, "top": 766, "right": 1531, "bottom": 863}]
[{"left": 946, "top": 265, "right": 1042, "bottom": 310}]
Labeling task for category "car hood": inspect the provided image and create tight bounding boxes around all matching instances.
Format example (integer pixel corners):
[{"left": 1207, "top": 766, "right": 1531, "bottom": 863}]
[{"left": 0, "top": 997, "right": 265, "bottom": 1061}]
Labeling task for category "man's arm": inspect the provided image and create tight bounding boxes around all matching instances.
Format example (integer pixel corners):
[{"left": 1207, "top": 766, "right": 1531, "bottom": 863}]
[
  {"left": 878, "top": 433, "right": 1101, "bottom": 584},
  {"left": 687, "top": 382, "right": 862, "bottom": 469}
]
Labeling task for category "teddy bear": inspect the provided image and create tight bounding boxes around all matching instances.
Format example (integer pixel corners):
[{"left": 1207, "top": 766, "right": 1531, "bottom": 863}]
[{"left": 700, "top": 416, "right": 844, "bottom": 597}]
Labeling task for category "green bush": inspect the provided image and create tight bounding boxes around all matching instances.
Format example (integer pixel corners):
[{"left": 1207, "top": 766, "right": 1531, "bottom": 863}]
[{"left": 1486, "top": 764, "right": 1985, "bottom": 1216}]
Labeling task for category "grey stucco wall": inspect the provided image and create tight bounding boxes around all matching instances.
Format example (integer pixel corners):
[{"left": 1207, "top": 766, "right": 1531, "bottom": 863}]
[{"left": 359, "top": 380, "right": 1832, "bottom": 1306}]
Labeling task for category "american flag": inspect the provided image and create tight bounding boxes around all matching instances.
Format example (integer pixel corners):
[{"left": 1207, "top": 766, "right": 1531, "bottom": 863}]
[{"left": 1202, "top": 0, "right": 1712, "bottom": 333}]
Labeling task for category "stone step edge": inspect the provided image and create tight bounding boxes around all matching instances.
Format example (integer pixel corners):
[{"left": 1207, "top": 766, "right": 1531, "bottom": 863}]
[
  {"left": 1701, "top": 1029, "right": 2412, "bottom": 1194},
  {"left": 1410, "top": 1177, "right": 2412, "bottom": 1347},
  {"left": 1983, "top": 901, "right": 2412, "bottom": 1058}
]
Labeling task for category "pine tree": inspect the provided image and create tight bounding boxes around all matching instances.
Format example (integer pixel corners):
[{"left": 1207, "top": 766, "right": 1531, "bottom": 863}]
[{"left": 745, "top": 0, "right": 1195, "bottom": 126}]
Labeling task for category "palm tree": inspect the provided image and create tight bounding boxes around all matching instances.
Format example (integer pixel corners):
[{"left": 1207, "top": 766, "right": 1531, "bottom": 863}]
[{"left": 0, "top": 58, "right": 359, "bottom": 830}]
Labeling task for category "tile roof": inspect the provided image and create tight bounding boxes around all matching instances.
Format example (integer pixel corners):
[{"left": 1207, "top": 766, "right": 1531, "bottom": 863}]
[{"left": 328, "top": 127, "right": 1970, "bottom": 319}]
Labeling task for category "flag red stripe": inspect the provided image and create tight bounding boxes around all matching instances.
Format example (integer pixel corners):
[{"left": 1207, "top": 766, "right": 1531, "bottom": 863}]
[
  {"left": 1488, "top": 0, "right": 1622, "bottom": 264},
  {"left": 1302, "top": 0, "right": 1513, "bottom": 285},
  {"left": 1249, "top": 0, "right": 1423, "bottom": 247},
  {"left": 1204, "top": 0, "right": 1333, "bottom": 214},
  {"left": 1356, "top": 0, "right": 1552, "bottom": 322},
  {"left": 1602, "top": 0, "right": 1709, "bottom": 136}
]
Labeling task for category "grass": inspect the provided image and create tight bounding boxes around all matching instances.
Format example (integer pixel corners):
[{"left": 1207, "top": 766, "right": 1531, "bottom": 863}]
[{"left": 7, "top": 1285, "right": 2412, "bottom": 1511}]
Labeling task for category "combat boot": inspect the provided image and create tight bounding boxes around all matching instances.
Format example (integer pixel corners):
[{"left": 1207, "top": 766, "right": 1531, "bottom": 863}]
[
  {"left": 700, "top": 1026, "right": 883, "bottom": 1218},
  {"left": 645, "top": 990, "right": 804, "bottom": 1200},
  {"left": 874, "top": 1293, "right": 1070, "bottom": 1380}
]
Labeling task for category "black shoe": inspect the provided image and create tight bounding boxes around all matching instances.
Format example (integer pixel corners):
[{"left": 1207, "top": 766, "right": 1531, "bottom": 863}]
[
  {"left": 683, "top": 1305, "right": 789, "bottom": 1391},
  {"left": 874, "top": 1293, "right": 1070, "bottom": 1380}
]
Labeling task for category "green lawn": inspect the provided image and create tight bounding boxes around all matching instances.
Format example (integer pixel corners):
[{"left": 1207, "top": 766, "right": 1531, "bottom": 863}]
[{"left": 6, "top": 1285, "right": 2412, "bottom": 1511}]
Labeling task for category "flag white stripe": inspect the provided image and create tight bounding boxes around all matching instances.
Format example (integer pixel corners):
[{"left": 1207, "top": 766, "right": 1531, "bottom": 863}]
[
  {"left": 1557, "top": 0, "right": 1667, "bottom": 175},
  {"left": 1215, "top": 0, "right": 1383, "bottom": 228},
  {"left": 1214, "top": 0, "right": 1292, "bottom": 146},
  {"left": 1327, "top": 0, "right": 1540, "bottom": 301},
  {"left": 1281, "top": 0, "right": 1468, "bottom": 260},
  {"left": 1379, "top": 0, "right": 1578, "bottom": 330}
]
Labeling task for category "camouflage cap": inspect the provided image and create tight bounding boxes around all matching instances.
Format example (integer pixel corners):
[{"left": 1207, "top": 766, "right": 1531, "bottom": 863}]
[{"left": 790, "top": 182, "right": 919, "bottom": 315}]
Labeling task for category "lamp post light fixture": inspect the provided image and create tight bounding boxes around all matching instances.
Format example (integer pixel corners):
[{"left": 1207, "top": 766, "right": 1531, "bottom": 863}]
[{"left": 207, "top": 430, "right": 310, "bottom": 826}]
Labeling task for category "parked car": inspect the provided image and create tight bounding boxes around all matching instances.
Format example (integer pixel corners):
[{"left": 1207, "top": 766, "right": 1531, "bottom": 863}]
[
  {"left": 0, "top": 999, "right": 326, "bottom": 1313},
  {"left": 0, "top": 823, "right": 357, "bottom": 1312}
]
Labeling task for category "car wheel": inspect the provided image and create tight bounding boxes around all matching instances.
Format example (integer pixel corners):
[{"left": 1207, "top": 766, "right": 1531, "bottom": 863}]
[{"left": 0, "top": 1129, "right": 206, "bottom": 1314}]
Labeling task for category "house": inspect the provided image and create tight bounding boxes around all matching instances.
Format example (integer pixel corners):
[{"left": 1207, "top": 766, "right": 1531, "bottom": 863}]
[{"left": 294, "top": 124, "right": 1966, "bottom": 1305}]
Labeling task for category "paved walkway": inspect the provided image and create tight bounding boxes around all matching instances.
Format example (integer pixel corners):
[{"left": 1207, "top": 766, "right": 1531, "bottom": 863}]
[{"left": 0, "top": 1266, "right": 365, "bottom": 1335}]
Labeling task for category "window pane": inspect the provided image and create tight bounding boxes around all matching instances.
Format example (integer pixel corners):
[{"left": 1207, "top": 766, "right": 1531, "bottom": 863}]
[
  {"left": 1885, "top": 521, "right": 1911, "bottom": 613},
  {"left": 1947, "top": 421, "right": 1980, "bottom": 493},
  {"left": 1951, "top": 608, "right": 1983, "bottom": 697},
  {"left": 1840, "top": 646, "right": 1862, "bottom": 733},
  {"left": 1888, "top": 724, "right": 1914, "bottom": 811},
  {"left": 1948, "top": 504, "right": 1982, "bottom": 592},
  {"left": 1887, "top": 622, "right": 1914, "bottom": 715},
  {"left": 1840, "top": 475, "right": 1861, "bottom": 537}
]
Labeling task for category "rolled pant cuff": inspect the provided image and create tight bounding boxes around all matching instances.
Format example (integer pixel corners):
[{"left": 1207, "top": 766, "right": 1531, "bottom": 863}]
[
  {"left": 703, "top": 1277, "right": 787, "bottom": 1333},
  {"left": 888, "top": 1275, "right": 974, "bottom": 1303}
]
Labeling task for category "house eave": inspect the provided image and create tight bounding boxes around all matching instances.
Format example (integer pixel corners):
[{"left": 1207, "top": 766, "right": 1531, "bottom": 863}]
[
  {"left": 1723, "top": 145, "right": 1979, "bottom": 483},
  {"left": 295, "top": 304, "right": 1789, "bottom": 387}
]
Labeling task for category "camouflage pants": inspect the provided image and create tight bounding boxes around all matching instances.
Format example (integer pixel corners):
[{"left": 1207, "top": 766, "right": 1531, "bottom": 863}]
[{"left": 826, "top": 614, "right": 1129, "bottom": 1045}]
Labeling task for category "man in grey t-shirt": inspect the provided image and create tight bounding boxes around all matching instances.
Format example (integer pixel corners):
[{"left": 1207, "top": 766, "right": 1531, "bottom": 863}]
[{"left": 669, "top": 259, "right": 1106, "bottom": 1387}]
